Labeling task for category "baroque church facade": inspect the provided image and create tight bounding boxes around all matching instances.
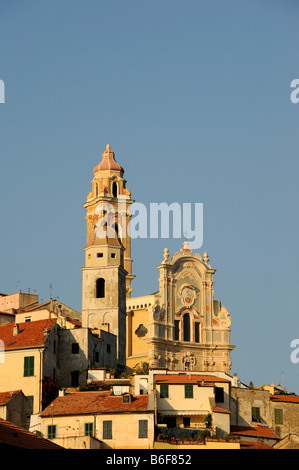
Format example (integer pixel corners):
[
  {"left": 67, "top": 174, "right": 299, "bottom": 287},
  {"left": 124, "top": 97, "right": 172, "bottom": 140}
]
[{"left": 81, "top": 144, "right": 234, "bottom": 374}]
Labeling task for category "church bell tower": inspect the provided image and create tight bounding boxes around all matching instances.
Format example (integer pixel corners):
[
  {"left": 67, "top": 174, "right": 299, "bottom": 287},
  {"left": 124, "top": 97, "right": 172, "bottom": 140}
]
[{"left": 81, "top": 144, "right": 134, "bottom": 368}]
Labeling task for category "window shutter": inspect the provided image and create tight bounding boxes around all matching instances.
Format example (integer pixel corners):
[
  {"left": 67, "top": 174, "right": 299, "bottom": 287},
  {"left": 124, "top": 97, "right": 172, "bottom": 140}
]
[
  {"left": 139, "top": 420, "right": 148, "bottom": 438},
  {"left": 48, "top": 425, "right": 56, "bottom": 439},
  {"left": 185, "top": 384, "right": 193, "bottom": 398},
  {"left": 103, "top": 420, "right": 112, "bottom": 439},
  {"left": 26, "top": 396, "right": 34, "bottom": 416},
  {"left": 160, "top": 384, "right": 169, "bottom": 398},
  {"left": 24, "top": 356, "right": 34, "bottom": 377},
  {"left": 274, "top": 408, "right": 283, "bottom": 424},
  {"left": 85, "top": 422, "right": 93, "bottom": 436}
]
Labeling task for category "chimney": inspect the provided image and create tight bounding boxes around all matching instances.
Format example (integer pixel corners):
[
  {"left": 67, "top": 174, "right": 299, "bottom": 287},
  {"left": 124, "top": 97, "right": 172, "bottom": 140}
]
[
  {"left": 232, "top": 373, "right": 240, "bottom": 387},
  {"left": 13, "top": 324, "right": 19, "bottom": 336},
  {"left": 59, "top": 389, "right": 65, "bottom": 397}
]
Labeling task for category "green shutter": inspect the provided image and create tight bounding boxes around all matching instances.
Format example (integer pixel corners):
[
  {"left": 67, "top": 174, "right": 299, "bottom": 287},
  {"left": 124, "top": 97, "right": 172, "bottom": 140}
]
[
  {"left": 26, "top": 396, "right": 34, "bottom": 416},
  {"left": 103, "top": 420, "right": 112, "bottom": 439},
  {"left": 252, "top": 407, "right": 260, "bottom": 422},
  {"left": 185, "top": 384, "right": 193, "bottom": 398},
  {"left": 47, "top": 425, "right": 56, "bottom": 439},
  {"left": 24, "top": 356, "right": 34, "bottom": 377},
  {"left": 139, "top": 420, "right": 148, "bottom": 438},
  {"left": 274, "top": 408, "right": 283, "bottom": 425},
  {"left": 85, "top": 422, "right": 93, "bottom": 436},
  {"left": 160, "top": 384, "right": 169, "bottom": 398}
]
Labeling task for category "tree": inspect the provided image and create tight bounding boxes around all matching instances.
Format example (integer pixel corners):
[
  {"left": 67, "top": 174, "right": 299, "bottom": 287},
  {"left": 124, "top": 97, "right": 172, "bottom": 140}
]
[
  {"left": 42, "top": 376, "right": 58, "bottom": 409},
  {"left": 133, "top": 362, "right": 149, "bottom": 375}
]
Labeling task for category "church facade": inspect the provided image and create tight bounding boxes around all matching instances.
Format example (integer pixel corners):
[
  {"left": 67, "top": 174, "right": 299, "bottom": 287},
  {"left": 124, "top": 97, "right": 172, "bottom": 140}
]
[
  {"left": 126, "top": 242, "right": 235, "bottom": 374},
  {"left": 81, "top": 144, "right": 235, "bottom": 374}
]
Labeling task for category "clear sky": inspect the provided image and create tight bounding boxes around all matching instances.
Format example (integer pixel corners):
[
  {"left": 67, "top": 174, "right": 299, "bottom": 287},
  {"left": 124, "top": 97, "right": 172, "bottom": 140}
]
[{"left": 0, "top": 0, "right": 298, "bottom": 393}]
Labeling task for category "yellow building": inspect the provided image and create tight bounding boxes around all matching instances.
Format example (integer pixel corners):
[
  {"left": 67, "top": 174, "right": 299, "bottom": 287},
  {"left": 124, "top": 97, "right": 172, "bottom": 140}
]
[
  {"left": 0, "top": 318, "right": 58, "bottom": 416},
  {"left": 126, "top": 242, "right": 235, "bottom": 375},
  {"left": 39, "top": 390, "right": 155, "bottom": 449},
  {"left": 155, "top": 373, "right": 231, "bottom": 435}
]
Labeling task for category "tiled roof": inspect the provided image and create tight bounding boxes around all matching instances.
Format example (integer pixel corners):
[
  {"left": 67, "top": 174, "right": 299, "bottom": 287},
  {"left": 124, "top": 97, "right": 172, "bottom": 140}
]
[
  {"left": 240, "top": 440, "right": 274, "bottom": 449},
  {"left": 0, "top": 418, "right": 62, "bottom": 449},
  {"left": 231, "top": 425, "right": 278, "bottom": 439},
  {"left": 155, "top": 374, "right": 230, "bottom": 385},
  {"left": 270, "top": 394, "right": 299, "bottom": 403},
  {"left": 41, "top": 391, "right": 151, "bottom": 417},
  {"left": 23, "top": 301, "right": 51, "bottom": 312},
  {"left": 0, "top": 390, "right": 22, "bottom": 405},
  {"left": 212, "top": 406, "right": 230, "bottom": 414},
  {"left": 0, "top": 319, "right": 56, "bottom": 350}
]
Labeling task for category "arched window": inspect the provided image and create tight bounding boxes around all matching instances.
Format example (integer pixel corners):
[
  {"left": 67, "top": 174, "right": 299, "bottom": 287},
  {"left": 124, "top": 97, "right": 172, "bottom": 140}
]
[
  {"left": 112, "top": 181, "right": 118, "bottom": 198},
  {"left": 183, "top": 313, "right": 190, "bottom": 342},
  {"left": 95, "top": 183, "right": 98, "bottom": 197},
  {"left": 96, "top": 278, "right": 105, "bottom": 298}
]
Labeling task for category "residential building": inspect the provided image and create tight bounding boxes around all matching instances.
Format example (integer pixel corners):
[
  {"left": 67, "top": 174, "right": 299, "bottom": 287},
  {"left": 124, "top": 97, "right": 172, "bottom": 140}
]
[
  {"left": 270, "top": 394, "right": 299, "bottom": 439},
  {"left": 0, "top": 417, "right": 62, "bottom": 449},
  {"left": 0, "top": 390, "right": 27, "bottom": 428},
  {"left": 39, "top": 390, "right": 155, "bottom": 449},
  {"left": 0, "top": 313, "right": 117, "bottom": 419},
  {"left": 0, "top": 318, "right": 59, "bottom": 416},
  {"left": 230, "top": 384, "right": 299, "bottom": 443},
  {"left": 154, "top": 372, "right": 231, "bottom": 436}
]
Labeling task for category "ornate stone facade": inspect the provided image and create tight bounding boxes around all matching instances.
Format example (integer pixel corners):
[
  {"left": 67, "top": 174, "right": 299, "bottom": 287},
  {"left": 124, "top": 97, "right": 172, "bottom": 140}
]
[{"left": 127, "top": 241, "right": 235, "bottom": 374}]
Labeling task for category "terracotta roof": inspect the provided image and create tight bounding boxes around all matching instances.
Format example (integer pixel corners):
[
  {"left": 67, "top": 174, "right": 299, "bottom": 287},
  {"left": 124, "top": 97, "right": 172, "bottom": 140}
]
[
  {"left": 94, "top": 144, "right": 124, "bottom": 173},
  {"left": 23, "top": 300, "right": 51, "bottom": 312},
  {"left": 0, "top": 418, "right": 62, "bottom": 449},
  {"left": 0, "top": 390, "right": 23, "bottom": 405},
  {"left": 41, "top": 391, "right": 151, "bottom": 417},
  {"left": 0, "top": 319, "right": 56, "bottom": 350},
  {"left": 212, "top": 406, "right": 230, "bottom": 414},
  {"left": 240, "top": 440, "right": 274, "bottom": 449},
  {"left": 155, "top": 374, "right": 230, "bottom": 385},
  {"left": 270, "top": 394, "right": 299, "bottom": 403},
  {"left": 231, "top": 425, "right": 278, "bottom": 439}
]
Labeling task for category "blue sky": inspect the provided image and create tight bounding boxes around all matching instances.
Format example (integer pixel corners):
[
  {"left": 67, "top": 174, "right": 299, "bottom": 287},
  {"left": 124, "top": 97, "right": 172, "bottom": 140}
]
[{"left": 0, "top": 0, "right": 299, "bottom": 393}]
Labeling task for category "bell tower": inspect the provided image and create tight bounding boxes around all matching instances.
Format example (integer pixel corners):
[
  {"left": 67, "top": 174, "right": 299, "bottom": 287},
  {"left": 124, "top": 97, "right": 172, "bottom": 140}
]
[{"left": 81, "top": 144, "right": 134, "bottom": 368}]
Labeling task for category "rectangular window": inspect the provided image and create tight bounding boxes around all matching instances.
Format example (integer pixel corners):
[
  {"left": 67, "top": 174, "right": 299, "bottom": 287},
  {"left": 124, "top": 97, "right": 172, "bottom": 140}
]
[
  {"left": 107, "top": 344, "right": 111, "bottom": 353},
  {"left": 24, "top": 356, "right": 34, "bottom": 377},
  {"left": 174, "top": 320, "right": 180, "bottom": 340},
  {"left": 215, "top": 386, "right": 224, "bottom": 403},
  {"left": 26, "top": 396, "right": 34, "bottom": 416},
  {"left": 85, "top": 423, "right": 93, "bottom": 436},
  {"left": 139, "top": 420, "right": 148, "bottom": 438},
  {"left": 48, "top": 425, "right": 56, "bottom": 439},
  {"left": 252, "top": 407, "right": 261, "bottom": 422},
  {"left": 185, "top": 384, "right": 193, "bottom": 399},
  {"left": 160, "top": 384, "right": 169, "bottom": 399},
  {"left": 194, "top": 323, "right": 200, "bottom": 343},
  {"left": 103, "top": 420, "right": 112, "bottom": 439},
  {"left": 71, "top": 370, "right": 79, "bottom": 387},
  {"left": 97, "top": 253, "right": 103, "bottom": 258},
  {"left": 111, "top": 253, "right": 116, "bottom": 258},
  {"left": 71, "top": 342, "right": 79, "bottom": 354},
  {"left": 274, "top": 408, "right": 283, "bottom": 425}
]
